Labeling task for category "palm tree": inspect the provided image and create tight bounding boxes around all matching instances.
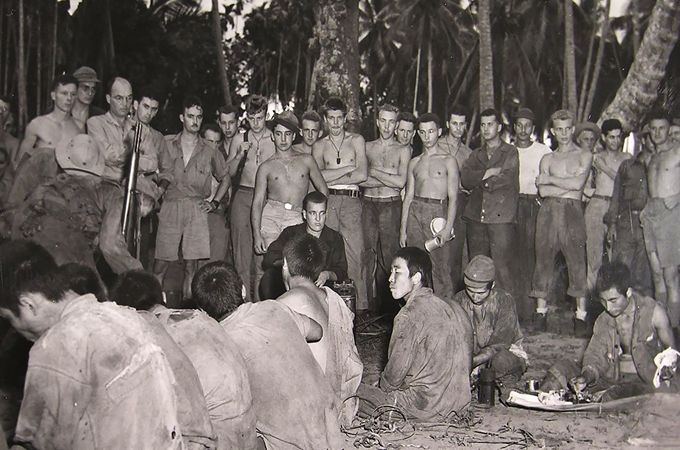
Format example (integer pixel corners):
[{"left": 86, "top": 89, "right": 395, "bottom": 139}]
[
  {"left": 478, "top": 0, "right": 494, "bottom": 110},
  {"left": 600, "top": 0, "right": 679, "bottom": 131}
]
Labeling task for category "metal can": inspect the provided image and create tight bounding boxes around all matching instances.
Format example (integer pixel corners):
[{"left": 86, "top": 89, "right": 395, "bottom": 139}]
[{"left": 332, "top": 280, "right": 356, "bottom": 314}]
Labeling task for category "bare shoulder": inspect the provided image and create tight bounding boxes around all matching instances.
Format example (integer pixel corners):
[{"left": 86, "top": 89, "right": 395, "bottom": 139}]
[{"left": 346, "top": 132, "right": 366, "bottom": 146}]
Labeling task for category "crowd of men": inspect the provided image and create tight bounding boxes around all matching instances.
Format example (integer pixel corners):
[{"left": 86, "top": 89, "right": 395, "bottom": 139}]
[{"left": 1, "top": 66, "right": 680, "bottom": 449}]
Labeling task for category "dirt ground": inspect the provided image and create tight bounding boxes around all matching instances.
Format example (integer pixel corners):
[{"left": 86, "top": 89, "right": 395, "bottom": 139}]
[{"left": 349, "top": 308, "right": 680, "bottom": 449}]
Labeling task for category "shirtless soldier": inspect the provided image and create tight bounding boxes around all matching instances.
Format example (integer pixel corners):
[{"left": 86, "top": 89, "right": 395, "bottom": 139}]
[
  {"left": 313, "top": 97, "right": 369, "bottom": 311},
  {"left": 7, "top": 75, "right": 82, "bottom": 208},
  {"left": 252, "top": 111, "right": 328, "bottom": 295},
  {"left": 530, "top": 109, "right": 593, "bottom": 336},
  {"left": 15, "top": 75, "right": 82, "bottom": 164},
  {"left": 360, "top": 104, "right": 410, "bottom": 311},
  {"left": 641, "top": 110, "right": 680, "bottom": 331},
  {"left": 400, "top": 113, "right": 458, "bottom": 299},
  {"left": 585, "top": 119, "right": 632, "bottom": 289},
  {"left": 228, "top": 95, "right": 276, "bottom": 301},
  {"left": 441, "top": 104, "right": 473, "bottom": 290},
  {"left": 292, "top": 111, "right": 323, "bottom": 155}
]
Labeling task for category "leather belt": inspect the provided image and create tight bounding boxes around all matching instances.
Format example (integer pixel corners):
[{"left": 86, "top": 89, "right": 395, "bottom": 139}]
[
  {"left": 238, "top": 185, "right": 254, "bottom": 192},
  {"left": 414, "top": 196, "right": 446, "bottom": 204},
  {"left": 329, "top": 188, "right": 360, "bottom": 198},
  {"left": 592, "top": 194, "right": 611, "bottom": 201},
  {"left": 363, "top": 196, "right": 400, "bottom": 203}
]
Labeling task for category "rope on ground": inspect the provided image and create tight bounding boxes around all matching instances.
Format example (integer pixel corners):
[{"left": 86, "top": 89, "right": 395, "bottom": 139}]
[{"left": 344, "top": 400, "right": 542, "bottom": 449}]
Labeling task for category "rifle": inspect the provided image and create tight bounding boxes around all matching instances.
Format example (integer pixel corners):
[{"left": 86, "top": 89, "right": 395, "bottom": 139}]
[{"left": 122, "top": 121, "right": 143, "bottom": 258}]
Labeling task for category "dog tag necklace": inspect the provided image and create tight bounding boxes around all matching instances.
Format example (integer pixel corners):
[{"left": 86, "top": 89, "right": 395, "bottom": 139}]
[{"left": 330, "top": 134, "right": 345, "bottom": 164}]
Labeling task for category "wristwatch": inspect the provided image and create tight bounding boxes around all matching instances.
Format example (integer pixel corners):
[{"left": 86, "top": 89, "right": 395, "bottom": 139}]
[{"left": 210, "top": 200, "right": 220, "bottom": 209}]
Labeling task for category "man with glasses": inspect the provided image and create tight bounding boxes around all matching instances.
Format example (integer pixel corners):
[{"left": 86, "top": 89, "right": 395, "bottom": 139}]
[{"left": 71, "top": 66, "right": 105, "bottom": 131}]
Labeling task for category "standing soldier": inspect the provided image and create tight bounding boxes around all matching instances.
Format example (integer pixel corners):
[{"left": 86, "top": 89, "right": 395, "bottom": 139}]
[
  {"left": 585, "top": 119, "right": 632, "bottom": 290},
  {"left": 228, "top": 95, "right": 276, "bottom": 301},
  {"left": 441, "top": 104, "right": 473, "bottom": 290},
  {"left": 293, "top": 111, "right": 323, "bottom": 155},
  {"left": 313, "top": 97, "right": 369, "bottom": 311},
  {"left": 400, "top": 113, "right": 458, "bottom": 299},
  {"left": 530, "top": 110, "right": 592, "bottom": 336},
  {"left": 361, "top": 105, "right": 410, "bottom": 312},
  {"left": 460, "top": 108, "right": 520, "bottom": 298},
  {"left": 513, "top": 107, "right": 551, "bottom": 320},
  {"left": 153, "top": 96, "right": 231, "bottom": 301}
]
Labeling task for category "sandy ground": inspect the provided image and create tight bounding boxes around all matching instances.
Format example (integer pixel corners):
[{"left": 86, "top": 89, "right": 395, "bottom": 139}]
[{"left": 350, "top": 309, "right": 680, "bottom": 449}]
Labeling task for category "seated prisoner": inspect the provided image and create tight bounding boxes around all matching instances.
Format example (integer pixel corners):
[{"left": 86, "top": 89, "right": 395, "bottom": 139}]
[
  {"left": 449, "top": 255, "right": 528, "bottom": 381},
  {"left": 191, "top": 261, "right": 345, "bottom": 450},
  {"left": 110, "top": 269, "right": 260, "bottom": 450},
  {"left": 278, "top": 233, "right": 363, "bottom": 426},
  {"left": 541, "top": 261, "right": 678, "bottom": 401},
  {"left": 358, "top": 247, "right": 473, "bottom": 421},
  {"left": 0, "top": 240, "right": 183, "bottom": 450}
]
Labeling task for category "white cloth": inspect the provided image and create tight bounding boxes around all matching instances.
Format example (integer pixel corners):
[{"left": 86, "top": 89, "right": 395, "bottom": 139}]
[
  {"left": 653, "top": 347, "right": 680, "bottom": 388},
  {"left": 518, "top": 142, "right": 551, "bottom": 195}
]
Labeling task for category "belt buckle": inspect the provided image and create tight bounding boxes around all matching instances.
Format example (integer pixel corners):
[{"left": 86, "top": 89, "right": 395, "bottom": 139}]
[{"left": 284, "top": 202, "right": 293, "bottom": 210}]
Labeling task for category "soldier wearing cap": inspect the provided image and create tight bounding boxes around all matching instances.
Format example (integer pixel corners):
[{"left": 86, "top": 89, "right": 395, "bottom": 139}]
[
  {"left": 513, "top": 107, "right": 552, "bottom": 320},
  {"left": 252, "top": 111, "right": 328, "bottom": 296},
  {"left": 574, "top": 121, "right": 601, "bottom": 154},
  {"left": 71, "top": 66, "right": 106, "bottom": 130},
  {"left": 449, "top": 255, "right": 527, "bottom": 380},
  {"left": 11, "top": 134, "right": 151, "bottom": 273}
]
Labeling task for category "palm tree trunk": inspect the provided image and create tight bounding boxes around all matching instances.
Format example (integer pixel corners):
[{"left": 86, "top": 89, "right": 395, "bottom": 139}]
[
  {"left": 427, "top": 38, "right": 433, "bottom": 112},
  {"left": 478, "top": 0, "right": 494, "bottom": 110},
  {"left": 17, "top": 0, "right": 28, "bottom": 129},
  {"left": 413, "top": 43, "right": 421, "bottom": 114},
  {"left": 102, "top": 0, "right": 115, "bottom": 74},
  {"left": 275, "top": 39, "right": 283, "bottom": 103},
  {"left": 51, "top": 0, "right": 58, "bottom": 81},
  {"left": 312, "top": 0, "right": 362, "bottom": 127},
  {"left": 293, "top": 41, "right": 301, "bottom": 102},
  {"left": 583, "top": 0, "right": 610, "bottom": 122},
  {"left": 37, "top": 8, "right": 43, "bottom": 116},
  {"left": 564, "top": 0, "right": 578, "bottom": 115},
  {"left": 600, "top": 0, "right": 680, "bottom": 131},
  {"left": 211, "top": 0, "right": 232, "bottom": 106},
  {"left": 578, "top": 23, "right": 597, "bottom": 122}
]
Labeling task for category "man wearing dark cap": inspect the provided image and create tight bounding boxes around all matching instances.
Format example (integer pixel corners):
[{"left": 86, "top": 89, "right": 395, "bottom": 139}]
[
  {"left": 513, "top": 107, "right": 551, "bottom": 320},
  {"left": 252, "top": 111, "right": 328, "bottom": 296},
  {"left": 71, "top": 66, "right": 105, "bottom": 130},
  {"left": 585, "top": 119, "right": 632, "bottom": 291},
  {"left": 449, "top": 255, "right": 527, "bottom": 380}
]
